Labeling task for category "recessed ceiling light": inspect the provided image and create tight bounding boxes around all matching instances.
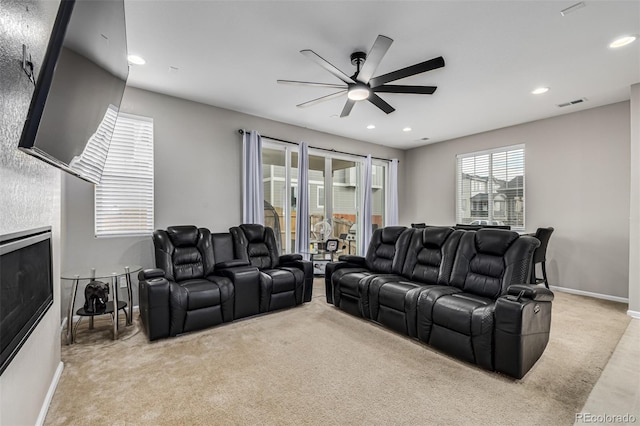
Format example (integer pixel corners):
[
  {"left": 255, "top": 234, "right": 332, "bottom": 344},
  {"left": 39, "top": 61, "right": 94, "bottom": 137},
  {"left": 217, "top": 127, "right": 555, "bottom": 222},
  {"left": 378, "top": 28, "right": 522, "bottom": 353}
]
[
  {"left": 127, "top": 55, "right": 146, "bottom": 65},
  {"left": 367, "top": 124, "right": 376, "bottom": 130},
  {"left": 403, "top": 127, "right": 412, "bottom": 132},
  {"left": 531, "top": 87, "right": 549, "bottom": 95},
  {"left": 609, "top": 35, "right": 637, "bottom": 48}
]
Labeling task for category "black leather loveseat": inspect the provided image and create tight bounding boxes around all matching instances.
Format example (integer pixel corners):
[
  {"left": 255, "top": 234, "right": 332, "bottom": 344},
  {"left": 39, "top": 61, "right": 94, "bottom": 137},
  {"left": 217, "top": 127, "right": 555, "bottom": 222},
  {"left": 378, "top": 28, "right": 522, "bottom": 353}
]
[
  {"left": 138, "top": 225, "right": 312, "bottom": 341},
  {"left": 325, "top": 226, "right": 554, "bottom": 379}
]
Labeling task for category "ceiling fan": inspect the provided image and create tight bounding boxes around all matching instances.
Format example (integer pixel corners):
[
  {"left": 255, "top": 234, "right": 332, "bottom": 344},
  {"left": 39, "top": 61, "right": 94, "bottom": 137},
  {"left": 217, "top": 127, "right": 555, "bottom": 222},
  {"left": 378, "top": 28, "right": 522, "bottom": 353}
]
[{"left": 277, "top": 35, "right": 444, "bottom": 118}]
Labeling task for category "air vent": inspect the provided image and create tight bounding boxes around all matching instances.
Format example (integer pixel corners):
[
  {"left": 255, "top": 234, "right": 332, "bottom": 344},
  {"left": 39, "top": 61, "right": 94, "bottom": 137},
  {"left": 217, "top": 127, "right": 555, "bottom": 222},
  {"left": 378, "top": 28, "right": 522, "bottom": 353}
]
[{"left": 557, "top": 98, "right": 588, "bottom": 108}]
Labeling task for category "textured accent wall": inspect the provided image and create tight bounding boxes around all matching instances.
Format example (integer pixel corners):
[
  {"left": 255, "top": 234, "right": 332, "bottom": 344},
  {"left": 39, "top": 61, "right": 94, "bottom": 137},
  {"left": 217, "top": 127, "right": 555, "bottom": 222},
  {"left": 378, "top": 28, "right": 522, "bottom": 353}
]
[{"left": 0, "top": 0, "right": 63, "bottom": 424}]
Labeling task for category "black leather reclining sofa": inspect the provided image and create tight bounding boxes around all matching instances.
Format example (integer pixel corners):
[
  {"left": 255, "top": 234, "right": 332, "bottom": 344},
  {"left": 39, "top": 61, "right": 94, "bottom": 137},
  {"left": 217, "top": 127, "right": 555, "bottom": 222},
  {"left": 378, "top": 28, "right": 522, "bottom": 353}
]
[
  {"left": 138, "top": 224, "right": 313, "bottom": 341},
  {"left": 325, "top": 226, "right": 554, "bottom": 379}
]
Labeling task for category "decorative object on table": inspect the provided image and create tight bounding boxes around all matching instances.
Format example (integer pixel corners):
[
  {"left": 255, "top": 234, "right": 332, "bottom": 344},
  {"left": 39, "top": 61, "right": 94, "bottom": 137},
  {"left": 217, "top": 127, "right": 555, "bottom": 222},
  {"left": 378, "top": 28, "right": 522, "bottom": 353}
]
[
  {"left": 312, "top": 220, "right": 332, "bottom": 244},
  {"left": 83, "top": 281, "right": 109, "bottom": 314},
  {"left": 62, "top": 265, "right": 139, "bottom": 344}
]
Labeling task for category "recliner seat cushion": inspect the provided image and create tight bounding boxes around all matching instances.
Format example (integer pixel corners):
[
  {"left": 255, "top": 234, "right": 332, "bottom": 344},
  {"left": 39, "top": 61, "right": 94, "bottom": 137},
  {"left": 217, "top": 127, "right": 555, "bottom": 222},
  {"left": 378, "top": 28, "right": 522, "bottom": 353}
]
[
  {"left": 429, "top": 292, "right": 495, "bottom": 369},
  {"left": 373, "top": 280, "right": 426, "bottom": 336},
  {"left": 262, "top": 268, "right": 300, "bottom": 293},
  {"left": 258, "top": 267, "right": 304, "bottom": 312},
  {"left": 431, "top": 293, "right": 494, "bottom": 335},
  {"left": 178, "top": 279, "right": 221, "bottom": 310}
]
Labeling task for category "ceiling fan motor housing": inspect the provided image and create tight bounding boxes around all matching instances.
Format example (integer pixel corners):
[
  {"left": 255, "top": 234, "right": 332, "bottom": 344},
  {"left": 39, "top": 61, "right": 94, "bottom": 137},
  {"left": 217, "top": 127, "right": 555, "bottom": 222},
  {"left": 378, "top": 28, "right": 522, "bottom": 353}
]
[{"left": 350, "top": 51, "right": 367, "bottom": 67}]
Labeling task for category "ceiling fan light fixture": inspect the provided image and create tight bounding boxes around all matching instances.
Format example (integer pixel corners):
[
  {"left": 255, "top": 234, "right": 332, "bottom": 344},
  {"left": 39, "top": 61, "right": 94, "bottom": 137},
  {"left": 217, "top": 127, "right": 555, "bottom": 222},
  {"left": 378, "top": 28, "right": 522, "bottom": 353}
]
[{"left": 348, "top": 85, "right": 370, "bottom": 101}]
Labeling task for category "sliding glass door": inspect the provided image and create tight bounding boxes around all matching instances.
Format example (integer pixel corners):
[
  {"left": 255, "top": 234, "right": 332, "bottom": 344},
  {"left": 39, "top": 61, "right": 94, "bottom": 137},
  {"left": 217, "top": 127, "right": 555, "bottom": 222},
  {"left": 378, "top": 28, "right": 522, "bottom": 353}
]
[{"left": 262, "top": 140, "right": 388, "bottom": 255}]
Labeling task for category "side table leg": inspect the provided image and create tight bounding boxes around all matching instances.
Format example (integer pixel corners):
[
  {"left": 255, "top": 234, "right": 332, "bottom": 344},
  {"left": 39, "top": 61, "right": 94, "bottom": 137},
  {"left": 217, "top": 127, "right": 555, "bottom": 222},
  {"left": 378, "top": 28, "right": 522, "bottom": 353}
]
[
  {"left": 124, "top": 266, "right": 133, "bottom": 326},
  {"left": 111, "top": 273, "right": 118, "bottom": 340},
  {"left": 66, "top": 276, "right": 79, "bottom": 345}
]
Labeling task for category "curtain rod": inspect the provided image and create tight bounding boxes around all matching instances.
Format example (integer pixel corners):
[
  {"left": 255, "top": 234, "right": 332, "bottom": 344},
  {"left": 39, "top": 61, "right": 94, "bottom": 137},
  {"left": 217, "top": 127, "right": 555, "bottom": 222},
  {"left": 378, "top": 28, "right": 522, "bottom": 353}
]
[{"left": 237, "top": 129, "right": 396, "bottom": 163}]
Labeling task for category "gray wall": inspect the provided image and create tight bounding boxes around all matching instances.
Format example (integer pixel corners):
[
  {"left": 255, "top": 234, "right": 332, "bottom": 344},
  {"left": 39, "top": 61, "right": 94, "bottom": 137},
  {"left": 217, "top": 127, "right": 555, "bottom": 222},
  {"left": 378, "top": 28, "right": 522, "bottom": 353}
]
[
  {"left": 62, "top": 86, "right": 405, "bottom": 315},
  {"left": 401, "top": 101, "right": 631, "bottom": 299},
  {"left": 0, "top": 0, "right": 63, "bottom": 424}
]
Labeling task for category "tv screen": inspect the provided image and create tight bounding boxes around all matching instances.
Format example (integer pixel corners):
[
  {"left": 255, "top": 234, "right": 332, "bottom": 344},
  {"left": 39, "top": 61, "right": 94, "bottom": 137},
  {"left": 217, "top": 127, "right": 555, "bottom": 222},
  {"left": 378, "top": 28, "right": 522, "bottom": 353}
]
[
  {"left": 0, "top": 227, "right": 53, "bottom": 376},
  {"left": 18, "top": 0, "right": 128, "bottom": 184}
]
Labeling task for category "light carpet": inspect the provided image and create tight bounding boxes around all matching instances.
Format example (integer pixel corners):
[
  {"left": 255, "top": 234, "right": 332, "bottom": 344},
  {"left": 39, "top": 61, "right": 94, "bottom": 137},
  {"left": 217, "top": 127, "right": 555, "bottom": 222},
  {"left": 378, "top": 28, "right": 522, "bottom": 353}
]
[{"left": 45, "top": 280, "right": 630, "bottom": 425}]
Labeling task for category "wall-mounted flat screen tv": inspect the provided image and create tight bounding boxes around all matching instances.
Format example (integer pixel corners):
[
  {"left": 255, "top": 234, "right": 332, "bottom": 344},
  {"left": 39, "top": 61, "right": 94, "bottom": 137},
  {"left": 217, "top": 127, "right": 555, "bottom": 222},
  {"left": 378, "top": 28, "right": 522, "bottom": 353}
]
[{"left": 18, "top": 0, "right": 128, "bottom": 184}]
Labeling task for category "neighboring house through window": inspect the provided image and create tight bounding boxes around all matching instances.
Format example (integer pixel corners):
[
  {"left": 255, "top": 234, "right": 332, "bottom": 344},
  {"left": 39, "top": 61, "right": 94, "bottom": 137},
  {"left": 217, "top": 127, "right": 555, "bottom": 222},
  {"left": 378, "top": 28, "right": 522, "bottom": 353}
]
[{"left": 456, "top": 145, "right": 524, "bottom": 229}]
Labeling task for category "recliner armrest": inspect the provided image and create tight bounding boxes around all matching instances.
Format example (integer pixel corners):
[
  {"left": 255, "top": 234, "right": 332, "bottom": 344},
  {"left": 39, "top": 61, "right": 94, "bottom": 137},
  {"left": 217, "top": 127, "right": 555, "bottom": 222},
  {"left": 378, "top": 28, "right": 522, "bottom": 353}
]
[
  {"left": 138, "top": 268, "right": 165, "bottom": 280},
  {"left": 138, "top": 276, "right": 171, "bottom": 341},
  {"left": 215, "top": 260, "right": 250, "bottom": 269},
  {"left": 494, "top": 287, "right": 554, "bottom": 378},
  {"left": 337, "top": 255, "right": 366, "bottom": 266},
  {"left": 277, "top": 258, "right": 313, "bottom": 303},
  {"left": 280, "top": 253, "right": 303, "bottom": 263},
  {"left": 507, "top": 284, "right": 554, "bottom": 302}
]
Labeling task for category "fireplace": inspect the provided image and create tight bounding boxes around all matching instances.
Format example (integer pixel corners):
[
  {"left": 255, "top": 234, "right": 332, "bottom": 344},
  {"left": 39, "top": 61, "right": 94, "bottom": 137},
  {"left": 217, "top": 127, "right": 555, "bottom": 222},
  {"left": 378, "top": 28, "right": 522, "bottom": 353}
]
[{"left": 0, "top": 226, "right": 53, "bottom": 375}]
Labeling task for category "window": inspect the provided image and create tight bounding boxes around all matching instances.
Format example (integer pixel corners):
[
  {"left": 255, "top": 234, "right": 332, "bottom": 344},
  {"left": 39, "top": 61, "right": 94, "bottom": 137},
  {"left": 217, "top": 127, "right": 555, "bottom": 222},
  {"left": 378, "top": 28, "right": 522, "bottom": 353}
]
[
  {"left": 95, "top": 113, "right": 154, "bottom": 237},
  {"left": 456, "top": 145, "right": 524, "bottom": 229}
]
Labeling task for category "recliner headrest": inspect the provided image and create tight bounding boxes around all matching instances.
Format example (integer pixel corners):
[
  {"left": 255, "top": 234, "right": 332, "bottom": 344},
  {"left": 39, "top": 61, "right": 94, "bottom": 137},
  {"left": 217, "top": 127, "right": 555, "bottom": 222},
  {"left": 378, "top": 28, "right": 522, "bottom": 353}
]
[
  {"left": 166, "top": 226, "right": 200, "bottom": 248},
  {"left": 475, "top": 229, "right": 519, "bottom": 256},
  {"left": 422, "top": 227, "right": 453, "bottom": 247},
  {"left": 380, "top": 226, "right": 407, "bottom": 244},
  {"left": 240, "top": 224, "right": 266, "bottom": 243}
]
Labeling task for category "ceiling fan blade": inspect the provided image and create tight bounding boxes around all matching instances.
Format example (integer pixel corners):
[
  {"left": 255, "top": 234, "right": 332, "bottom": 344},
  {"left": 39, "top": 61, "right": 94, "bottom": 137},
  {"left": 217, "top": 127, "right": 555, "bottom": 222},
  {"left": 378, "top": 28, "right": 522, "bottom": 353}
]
[
  {"left": 357, "top": 35, "right": 393, "bottom": 84},
  {"left": 369, "top": 56, "right": 445, "bottom": 87},
  {"left": 368, "top": 94, "right": 395, "bottom": 114},
  {"left": 277, "top": 80, "right": 347, "bottom": 89},
  {"left": 296, "top": 90, "right": 347, "bottom": 108},
  {"left": 300, "top": 49, "right": 355, "bottom": 85},
  {"left": 373, "top": 85, "right": 437, "bottom": 95},
  {"left": 340, "top": 99, "right": 356, "bottom": 117}
]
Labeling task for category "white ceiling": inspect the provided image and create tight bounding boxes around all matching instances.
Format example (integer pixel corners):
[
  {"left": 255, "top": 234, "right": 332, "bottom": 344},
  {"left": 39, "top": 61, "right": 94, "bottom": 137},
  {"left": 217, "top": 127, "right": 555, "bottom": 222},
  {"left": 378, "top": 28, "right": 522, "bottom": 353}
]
[{"left": 124, "top": 0, "right": 640, "bottom": 150}]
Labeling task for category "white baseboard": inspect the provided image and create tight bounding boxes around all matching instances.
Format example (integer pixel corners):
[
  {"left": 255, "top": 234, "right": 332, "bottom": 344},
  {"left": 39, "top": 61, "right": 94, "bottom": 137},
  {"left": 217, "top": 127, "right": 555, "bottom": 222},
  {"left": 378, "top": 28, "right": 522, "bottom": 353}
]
[
  {"left": 548, "top": 285, "right": 629, "bottom": 304},
  {"left": 36, "top": 361, "right": 64, "bottom": 426},
  {"left": 627, "top": 310, "right": 640, "bottom": 319}
]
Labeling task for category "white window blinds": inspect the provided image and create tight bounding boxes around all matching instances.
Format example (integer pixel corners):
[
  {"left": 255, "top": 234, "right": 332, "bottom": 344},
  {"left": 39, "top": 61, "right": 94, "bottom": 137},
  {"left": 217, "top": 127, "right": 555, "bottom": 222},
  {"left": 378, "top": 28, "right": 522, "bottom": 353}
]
[
  {"left": 95, "top": 113, "right": 154, "bottom": 237},
  {"left": 456, "top": 145, "right": 525, "bottom": 229},
  {"left": 69, "top": 104, "right": 119, "bottom": 184}
]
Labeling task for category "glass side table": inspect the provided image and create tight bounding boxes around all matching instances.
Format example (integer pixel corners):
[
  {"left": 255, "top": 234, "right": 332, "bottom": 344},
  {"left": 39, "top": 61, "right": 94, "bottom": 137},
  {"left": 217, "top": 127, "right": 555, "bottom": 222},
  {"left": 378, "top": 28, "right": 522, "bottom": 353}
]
[{"left": 61, "top": 265, "right": 141, "bottom": 344}]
